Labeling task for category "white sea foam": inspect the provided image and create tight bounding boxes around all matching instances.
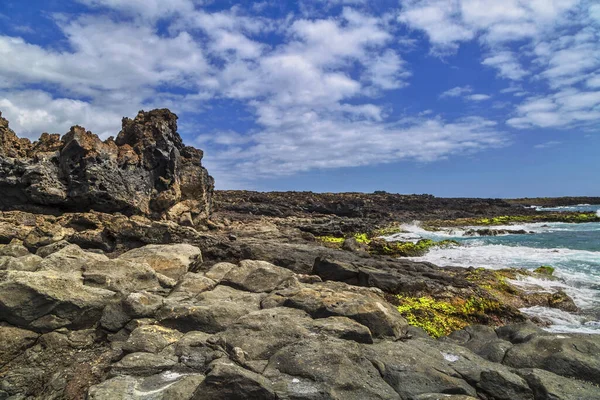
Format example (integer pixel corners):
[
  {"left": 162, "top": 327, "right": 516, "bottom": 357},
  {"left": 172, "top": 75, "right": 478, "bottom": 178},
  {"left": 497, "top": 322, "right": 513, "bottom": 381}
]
[
  {"left": 388, "top": 220, "right": 600, "bottom": 333},
  {"left": 407, "top": 242, "right": 600, "bottom": 326},
  {"left": 384, "top": 221, "right": 600, "bottom": 242},
  {"left": 520, "top": 306, "right": 600, "bottom": 334}
]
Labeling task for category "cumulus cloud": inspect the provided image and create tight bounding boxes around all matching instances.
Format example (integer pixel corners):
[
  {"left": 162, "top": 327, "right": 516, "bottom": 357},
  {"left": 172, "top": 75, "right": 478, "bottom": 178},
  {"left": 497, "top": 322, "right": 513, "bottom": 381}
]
[
  {"left": 0, "top": 90, "right": 124, "bottom": 139},
  {"left": 1, "top": 0, "right": 597, "bottom": 186},
  {"left": 439, "top": 86, "right": 490, "bottom": 101},
  {"left": 199, "top": 114, "right": 507, "bottom": 183},
  {"left": 439, "top": 86, "right": 472, "bottom": 98},
  {"left": 507, "top": 89, "right": 600, "bottom": 128}
]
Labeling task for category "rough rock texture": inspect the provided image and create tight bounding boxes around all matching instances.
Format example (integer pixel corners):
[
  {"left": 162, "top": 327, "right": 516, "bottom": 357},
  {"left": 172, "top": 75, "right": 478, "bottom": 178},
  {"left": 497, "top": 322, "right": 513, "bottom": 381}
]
[
  {"left": 0, "top": 243, "right": 598, "bottom": 400},
  {"left": 0, "top": 110, "right": 213, "bottom": 224}
]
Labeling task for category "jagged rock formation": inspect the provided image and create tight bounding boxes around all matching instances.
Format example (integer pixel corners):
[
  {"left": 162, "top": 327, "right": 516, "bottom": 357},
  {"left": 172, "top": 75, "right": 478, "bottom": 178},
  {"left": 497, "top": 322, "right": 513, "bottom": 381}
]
[{"left": 0, "top": 109, "right": 213, "bottom": 225}]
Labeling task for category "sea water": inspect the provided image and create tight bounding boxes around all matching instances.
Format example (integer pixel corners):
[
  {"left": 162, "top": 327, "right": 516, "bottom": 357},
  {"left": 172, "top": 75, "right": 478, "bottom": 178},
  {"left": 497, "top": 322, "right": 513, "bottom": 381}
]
[{"left": 385, "top": 205, "right": 600, "bottom": 334}]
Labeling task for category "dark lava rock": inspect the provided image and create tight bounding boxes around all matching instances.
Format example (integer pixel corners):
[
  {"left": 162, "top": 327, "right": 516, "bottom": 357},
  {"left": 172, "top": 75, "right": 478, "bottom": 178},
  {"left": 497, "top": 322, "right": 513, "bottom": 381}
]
[{"left": 0, "top": 110, "right": 213, "bottom": 225}]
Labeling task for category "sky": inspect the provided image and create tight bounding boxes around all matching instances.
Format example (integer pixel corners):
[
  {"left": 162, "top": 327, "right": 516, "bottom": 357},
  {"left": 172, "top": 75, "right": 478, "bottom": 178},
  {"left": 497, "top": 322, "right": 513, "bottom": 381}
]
[{"left": 0, "top": 0, "right": 598, "bottom": 197}]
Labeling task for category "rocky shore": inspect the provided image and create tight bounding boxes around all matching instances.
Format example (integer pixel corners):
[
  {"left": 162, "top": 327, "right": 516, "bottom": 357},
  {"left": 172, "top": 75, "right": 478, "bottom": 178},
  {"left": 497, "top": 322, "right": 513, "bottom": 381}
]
[{"left": 1, "top": 110, "right": 599, "bottom": 400}]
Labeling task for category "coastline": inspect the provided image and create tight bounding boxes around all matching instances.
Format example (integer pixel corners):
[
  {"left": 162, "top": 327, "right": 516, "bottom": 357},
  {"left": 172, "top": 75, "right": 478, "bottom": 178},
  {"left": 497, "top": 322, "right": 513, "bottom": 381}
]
[{"left": 2, "top": 109, "right": 599, "bottom": 398}]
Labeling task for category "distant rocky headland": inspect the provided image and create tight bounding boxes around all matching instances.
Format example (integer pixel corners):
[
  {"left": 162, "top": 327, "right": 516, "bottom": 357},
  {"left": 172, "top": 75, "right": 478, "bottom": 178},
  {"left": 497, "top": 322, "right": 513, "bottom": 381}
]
[{"left": 1, "top": 110, "right": 599, "bottom": 400}]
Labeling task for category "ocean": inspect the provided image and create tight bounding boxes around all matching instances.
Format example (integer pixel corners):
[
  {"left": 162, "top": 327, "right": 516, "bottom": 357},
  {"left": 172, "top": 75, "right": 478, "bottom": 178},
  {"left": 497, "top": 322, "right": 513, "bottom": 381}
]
[{"left": 385, "top": 205, "right": 600, "bottom": 334}]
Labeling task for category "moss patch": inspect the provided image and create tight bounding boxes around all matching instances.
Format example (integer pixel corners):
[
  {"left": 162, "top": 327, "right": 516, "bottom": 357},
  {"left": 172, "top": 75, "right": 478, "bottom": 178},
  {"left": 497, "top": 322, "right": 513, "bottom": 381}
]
[
  {"left": 534, "top": 265, "right": 555, "bottom": 276},
  {"left": 426, "top": 212, "right": 600, "bottom": 228},
  {"left": 315, "top": 236, "right": 345, "bottom": 247},
  {"left": 396, "top": 295, "right": 503, "bottom": 338},
  {"left": 369, "top": 238, "right": 459, "bottom": 257}
]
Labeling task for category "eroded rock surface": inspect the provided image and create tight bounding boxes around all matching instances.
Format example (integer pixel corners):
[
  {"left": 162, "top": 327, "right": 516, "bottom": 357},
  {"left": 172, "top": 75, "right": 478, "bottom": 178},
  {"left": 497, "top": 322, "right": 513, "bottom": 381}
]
[
  {"left": 0, "top": 243, "right": 597, "bottom": 400},
  {"left": 0, "top": 109, "right": 213, "bottom": 224}
]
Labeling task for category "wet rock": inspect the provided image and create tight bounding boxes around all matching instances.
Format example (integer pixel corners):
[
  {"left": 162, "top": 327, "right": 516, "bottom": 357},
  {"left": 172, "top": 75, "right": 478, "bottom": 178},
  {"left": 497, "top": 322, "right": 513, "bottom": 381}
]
[
  {"left": 495, "top": 322, "right": 545, "bottom": 344},
  {"left": 548, "top": 290, "right": 578, "bottom": 312},
  {"left": 119, "top": 244, "right": 202, "bottom": 280}
]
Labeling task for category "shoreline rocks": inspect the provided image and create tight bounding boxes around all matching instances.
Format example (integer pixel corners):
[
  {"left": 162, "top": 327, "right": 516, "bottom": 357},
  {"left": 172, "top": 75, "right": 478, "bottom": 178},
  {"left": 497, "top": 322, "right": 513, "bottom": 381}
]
[{"left": 0, "top": 242, "right": 597, "bottom": 399}]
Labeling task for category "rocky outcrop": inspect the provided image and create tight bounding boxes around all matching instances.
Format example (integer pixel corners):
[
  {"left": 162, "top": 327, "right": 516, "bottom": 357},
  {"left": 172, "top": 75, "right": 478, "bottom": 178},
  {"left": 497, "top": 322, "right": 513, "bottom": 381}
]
[
  {"left": 0, "top": 109, "right": 213, "bottom": 225},
  {"left": 0, "top": 242, "right": 598, "bottom": 400}
]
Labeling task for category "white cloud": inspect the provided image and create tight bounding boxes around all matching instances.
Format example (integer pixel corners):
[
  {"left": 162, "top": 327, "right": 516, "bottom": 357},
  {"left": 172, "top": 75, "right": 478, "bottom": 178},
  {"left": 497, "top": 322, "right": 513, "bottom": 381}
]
[
  {"left": 398, "top": 0, "right": 581, "bottom": 50},
  {"left": 0, "top": 18, "right": 209, "bottom": 96},
  {"left": 507, "top": 89, "right": 600, "bottom": 128},
  {"left": 76, "top": 0, "right": 197, "bottom": 21},
  {"left": 534, "top": 140, "right": 561, "bottom": 149},
  {"left": 482, "top": 51, "right": 528, "bottom": 80},
  {"left": 0, "top": 90, "right": 124, "bottom": 139},
  {"left": 587, "top": 75, "right": 600, "bottom": 88},
  {"left": 467, "top": 94, "right": 491, "bottom": 101},
  {"left": 439, "top": 85, "right": 472, "bottom": 98},
  {"left": 398, "top": 0, "right": 474, "bottom": 52},
  {"left": 439, "top": 86, "right": 490, "bottom": 101},
  {"left": 200, "top": 114, "right": 506, "bottom": 183},
  {"left": 9, "top": 0, "right": 598, "bottom": 187}
]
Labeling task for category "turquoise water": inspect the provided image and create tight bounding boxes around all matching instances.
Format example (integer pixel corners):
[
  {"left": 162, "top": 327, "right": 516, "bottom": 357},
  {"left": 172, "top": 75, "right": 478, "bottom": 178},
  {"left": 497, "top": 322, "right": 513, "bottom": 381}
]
[{"left": 386, "top": 205, "right": 600, "bottom": 334}]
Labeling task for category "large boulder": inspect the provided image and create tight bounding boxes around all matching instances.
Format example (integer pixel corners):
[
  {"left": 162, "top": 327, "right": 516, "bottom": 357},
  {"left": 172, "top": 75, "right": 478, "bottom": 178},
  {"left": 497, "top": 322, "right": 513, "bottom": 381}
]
[
  {"left": 0, "top": 270, "right": 115, "bottom": 331},
  {"left": 119, "top": 244, "right": 202, "bottom": 280},
  {"left": 0, "top": 109, "right": 213, "bottom": 224},
  {"left": 263, "top": 281, "right": 408, "bottom": 339}
]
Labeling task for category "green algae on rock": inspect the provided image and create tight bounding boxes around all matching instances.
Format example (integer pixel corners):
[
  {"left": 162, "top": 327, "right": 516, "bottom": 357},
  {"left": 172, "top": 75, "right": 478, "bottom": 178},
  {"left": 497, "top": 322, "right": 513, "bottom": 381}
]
[
  {"left": 533, "top": 265, "right": 555, "bottom": 276},
  {"left": 426, "top": 212, "right": 600, "bottom": 228},
  {"left": 396, "top": 295, "right": 504, "bottom": 338},
  {"left": 368, "top": 238, "right": 459, "bottom": 257}
]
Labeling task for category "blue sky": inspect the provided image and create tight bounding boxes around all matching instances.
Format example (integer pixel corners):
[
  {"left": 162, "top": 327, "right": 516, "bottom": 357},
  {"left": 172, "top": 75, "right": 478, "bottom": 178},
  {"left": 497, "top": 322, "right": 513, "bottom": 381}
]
[{"left": 0, "top": 0, "right": 598, "bottom": 197}]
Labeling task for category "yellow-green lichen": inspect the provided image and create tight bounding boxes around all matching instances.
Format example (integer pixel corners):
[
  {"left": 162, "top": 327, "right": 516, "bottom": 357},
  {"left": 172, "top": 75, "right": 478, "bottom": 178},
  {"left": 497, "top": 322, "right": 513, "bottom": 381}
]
[
  {"left": 370, "top": 238, "right": 459, "bottom": 257},
  {"left": 426, "top": 212, "right": 600, "bottom": 228},
  {"left": 316, "top": 236, "right": 345, "bottom": 245},
  {"left": 353, "top": 233, "right": 371, "bottom": 244},
  {"left": 396, "top": 295, "right": 502, "bottom": 338},
  {"left": 534, "top": 265, "right": 555, "bottom": 276}
]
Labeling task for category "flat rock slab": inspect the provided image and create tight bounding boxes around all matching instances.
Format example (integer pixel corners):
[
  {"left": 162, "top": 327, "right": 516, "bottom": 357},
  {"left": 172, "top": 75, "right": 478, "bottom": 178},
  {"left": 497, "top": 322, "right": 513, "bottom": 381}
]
[{"left": 119, "top": 244, "right": 202, "bottom": 280}]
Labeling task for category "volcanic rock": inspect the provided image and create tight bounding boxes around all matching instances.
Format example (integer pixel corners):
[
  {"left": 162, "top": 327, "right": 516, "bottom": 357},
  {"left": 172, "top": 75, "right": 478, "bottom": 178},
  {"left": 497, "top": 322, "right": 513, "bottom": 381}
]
[{"left": 0, "top": 109, "right": 213, "bottom": 225}]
